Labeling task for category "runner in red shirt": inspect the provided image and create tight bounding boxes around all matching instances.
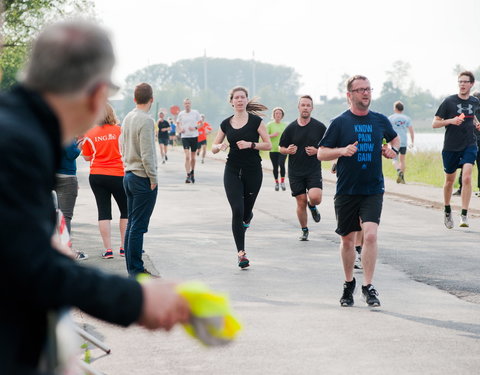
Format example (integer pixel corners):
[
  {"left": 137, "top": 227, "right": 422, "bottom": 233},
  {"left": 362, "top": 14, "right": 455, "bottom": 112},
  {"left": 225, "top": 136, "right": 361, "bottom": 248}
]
[
  {"left": 82, "top": 103, "right": 128, "bottom": 259},
  {"left": 197, "top": 114, "right": 212, "bottom": 163}
]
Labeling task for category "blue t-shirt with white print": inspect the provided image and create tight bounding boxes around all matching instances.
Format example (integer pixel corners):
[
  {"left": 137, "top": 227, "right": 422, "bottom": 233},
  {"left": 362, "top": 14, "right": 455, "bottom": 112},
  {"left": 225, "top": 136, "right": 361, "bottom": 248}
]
[{"left": 319, "top": 110, "right": 397, "bottom": 195}]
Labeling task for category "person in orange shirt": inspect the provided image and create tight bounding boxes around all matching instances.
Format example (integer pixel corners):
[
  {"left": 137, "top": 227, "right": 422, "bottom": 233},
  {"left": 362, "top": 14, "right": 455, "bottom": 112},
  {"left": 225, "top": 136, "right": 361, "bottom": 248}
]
[
  {"left": 82, "top": 103, "right": 128, "bottom": 259},
  {"left": 197, "top": 114, "right": 212, "bottom": 164}
]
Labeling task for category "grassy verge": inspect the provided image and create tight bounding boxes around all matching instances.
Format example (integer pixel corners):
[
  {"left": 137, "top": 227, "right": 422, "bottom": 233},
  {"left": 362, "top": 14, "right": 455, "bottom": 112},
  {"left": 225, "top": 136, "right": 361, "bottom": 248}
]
[{"left": 382, "top": 151, "right": 445, "bottom": 187}]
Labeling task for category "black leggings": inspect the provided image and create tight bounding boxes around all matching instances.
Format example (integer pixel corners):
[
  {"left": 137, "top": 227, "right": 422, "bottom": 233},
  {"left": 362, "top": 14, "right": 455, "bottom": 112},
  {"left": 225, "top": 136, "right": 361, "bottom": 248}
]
[
  {"left": 269, "top": 152, "right": 286, "bottom": 180},
  {"left": 89, "top": 174, "right": 128, "bottom": 220},
  {"left": 224, "top": 164, "right": 263, "bottom": 252}
]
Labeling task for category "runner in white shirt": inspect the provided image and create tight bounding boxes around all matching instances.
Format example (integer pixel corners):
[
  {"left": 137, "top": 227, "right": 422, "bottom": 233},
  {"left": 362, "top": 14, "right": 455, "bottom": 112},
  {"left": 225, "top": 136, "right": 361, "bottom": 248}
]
[{"left": 177, "top": 98, "right": 201, "bottom": 183}]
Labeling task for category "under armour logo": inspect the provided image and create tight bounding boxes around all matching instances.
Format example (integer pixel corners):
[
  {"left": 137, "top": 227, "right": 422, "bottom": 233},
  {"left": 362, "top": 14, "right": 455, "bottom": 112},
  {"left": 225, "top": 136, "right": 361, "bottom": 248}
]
[{"left": 457, "top": 104, "right": 474, "bottom": 114}]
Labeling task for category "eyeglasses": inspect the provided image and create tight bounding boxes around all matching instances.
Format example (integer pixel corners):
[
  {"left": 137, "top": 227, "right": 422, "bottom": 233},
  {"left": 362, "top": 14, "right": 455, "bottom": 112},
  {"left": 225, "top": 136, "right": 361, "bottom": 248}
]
[
  {"left": 458, "top": 80, "right": 471, "bottom": 84},
  {"left": 350, "top": 87, "right": 373, "bottom": 94}
]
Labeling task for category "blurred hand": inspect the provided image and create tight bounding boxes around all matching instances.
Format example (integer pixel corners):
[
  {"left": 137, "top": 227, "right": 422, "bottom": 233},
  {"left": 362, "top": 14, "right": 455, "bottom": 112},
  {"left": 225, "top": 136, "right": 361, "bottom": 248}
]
[
  {"left": 286, "top": 144, "right": 298, "bottom": 155},
  {"left": 450, "top": 116, "right": 463, "bottom": 126},
  {"left": 382, "top": 144, "right": 396, "bottom": 159},
  {"left": 236, "top": 140, "right": 251, "bottom": 149},
  {"left": 151, "top": 184, "right": 157, "bottom": 190},
  {"left": 341, "top": 141, "right": 358, "bottom": 157},
  {"left": 305, "top": 146, "right": 317, "bottom": 156},
  {"left": 51, "top": 235, "right": 75, "bottom": 259},
  {"left": 139, "top": 281, "right": 190, "bottom": 331},
  {"left": 408, "top": 143, "right": 414, "bottom": 149}
]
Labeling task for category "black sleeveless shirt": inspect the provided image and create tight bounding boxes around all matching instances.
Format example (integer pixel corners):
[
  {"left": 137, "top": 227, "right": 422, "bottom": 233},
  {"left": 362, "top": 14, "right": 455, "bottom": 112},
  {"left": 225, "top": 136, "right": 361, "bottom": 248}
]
[{"left": 220, "top": 113, "right": 262, "bottom": 169}]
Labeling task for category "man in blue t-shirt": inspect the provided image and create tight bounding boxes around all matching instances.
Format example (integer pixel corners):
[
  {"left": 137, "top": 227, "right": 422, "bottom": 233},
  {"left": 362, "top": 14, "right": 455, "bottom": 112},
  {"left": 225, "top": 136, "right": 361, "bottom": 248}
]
[
  {"left": 432, "top": 71, "right": 480, "bottom": 229},
  {"left": 318, "top": 75, "right": 399, "bottom": 308},
  {"left": 388, "top": 101, "right": 414, "bottom": 184}
]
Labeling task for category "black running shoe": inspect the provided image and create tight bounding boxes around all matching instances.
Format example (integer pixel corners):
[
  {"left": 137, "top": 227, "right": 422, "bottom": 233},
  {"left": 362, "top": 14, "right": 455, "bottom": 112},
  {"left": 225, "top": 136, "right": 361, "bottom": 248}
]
[
  {"left": 340, "top": 278, "right": 356, "bottom": 307},
  {"left": 362, "top": 284, "right": 380, "bottom": 307},
  {"left": 190, "top": 171, "right": 195, "bottom": 184},
  {"left": 309, "top": 205, "right": 321, "bottom": 223},
  {"left": 299, "top": 229, "right": 309, "bottom": 241}
]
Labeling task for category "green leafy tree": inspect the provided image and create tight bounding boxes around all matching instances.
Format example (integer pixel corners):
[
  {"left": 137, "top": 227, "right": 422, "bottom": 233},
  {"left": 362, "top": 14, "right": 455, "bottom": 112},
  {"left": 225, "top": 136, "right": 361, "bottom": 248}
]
[
  {"left": 1, "top": 0, "right": 95, "bottom": 89},
  {"left": 115, "top": 58, "right": 301, "bottom": 126}
]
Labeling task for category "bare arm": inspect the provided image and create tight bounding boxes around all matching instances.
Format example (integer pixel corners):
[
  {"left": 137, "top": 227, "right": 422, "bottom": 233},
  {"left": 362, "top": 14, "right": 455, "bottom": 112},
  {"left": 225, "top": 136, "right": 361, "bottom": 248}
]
[
  {"left": 236, "top": 121, "right": 272, "bottom": 151},
  {"left": 317, "top": 142, "right": 358, "bottom": 161},
  {"left": 408, "top": 126, "right": 415, "bottom": 145},
  {"left": 432, "top": 115, "right": 463, "bottom": 128},
  {"left": 211, "top": 128, "right": 228, "bottom": 154}
]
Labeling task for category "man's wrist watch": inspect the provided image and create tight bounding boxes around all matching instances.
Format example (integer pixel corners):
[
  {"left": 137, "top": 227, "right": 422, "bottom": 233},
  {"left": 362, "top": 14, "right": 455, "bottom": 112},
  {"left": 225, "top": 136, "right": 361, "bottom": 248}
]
[{"left": 391, "top": 146, "right": 400, "bottom": 155}]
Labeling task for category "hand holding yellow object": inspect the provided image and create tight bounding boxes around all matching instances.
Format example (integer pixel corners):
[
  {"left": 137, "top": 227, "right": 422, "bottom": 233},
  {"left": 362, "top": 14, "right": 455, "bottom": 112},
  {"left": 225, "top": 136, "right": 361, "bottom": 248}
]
[{"left": 176, "top": 281, "right": 242, "bottom": 346}]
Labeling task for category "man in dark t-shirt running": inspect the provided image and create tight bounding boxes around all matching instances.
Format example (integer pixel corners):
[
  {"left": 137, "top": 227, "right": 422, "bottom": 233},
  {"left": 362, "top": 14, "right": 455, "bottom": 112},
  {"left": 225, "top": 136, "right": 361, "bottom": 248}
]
[
  {"left": 318, "top": 75, "right": 399, "bottom": 307},
  {"left": 279, "top": 95, "right": 326, "bottom": 241},
  {"left": 433, "top": 71, "right": 480, "bottom": 229}
]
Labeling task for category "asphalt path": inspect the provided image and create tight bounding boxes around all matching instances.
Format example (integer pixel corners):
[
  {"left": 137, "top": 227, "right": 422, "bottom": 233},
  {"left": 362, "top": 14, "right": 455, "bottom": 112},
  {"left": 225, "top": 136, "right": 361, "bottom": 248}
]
[{"left": 72, "top": 148, "right": 480, "bottom": 374}]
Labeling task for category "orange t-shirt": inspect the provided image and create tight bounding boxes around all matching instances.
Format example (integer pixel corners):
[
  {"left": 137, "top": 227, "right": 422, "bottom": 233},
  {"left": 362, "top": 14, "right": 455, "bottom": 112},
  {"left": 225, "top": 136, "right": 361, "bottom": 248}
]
[
  {"left": 197, "top": 121, "right": 212, "bottom": 142},
  {"left": 82, "top": 124, "right": 124, "bottom": 176}
]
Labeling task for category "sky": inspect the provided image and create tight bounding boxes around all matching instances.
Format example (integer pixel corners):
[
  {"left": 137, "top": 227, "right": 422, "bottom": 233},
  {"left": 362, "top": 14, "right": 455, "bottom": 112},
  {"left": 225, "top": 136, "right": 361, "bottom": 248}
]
[{"left": 94, "top": 0, "right": 480, "bottom": 101}]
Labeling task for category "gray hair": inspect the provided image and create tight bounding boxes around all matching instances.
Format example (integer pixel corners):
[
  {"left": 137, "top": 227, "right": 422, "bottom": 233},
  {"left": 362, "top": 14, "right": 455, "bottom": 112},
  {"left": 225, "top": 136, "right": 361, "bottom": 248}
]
[{"left": 22, "top": 20, "right": 115, "bottom": 94}]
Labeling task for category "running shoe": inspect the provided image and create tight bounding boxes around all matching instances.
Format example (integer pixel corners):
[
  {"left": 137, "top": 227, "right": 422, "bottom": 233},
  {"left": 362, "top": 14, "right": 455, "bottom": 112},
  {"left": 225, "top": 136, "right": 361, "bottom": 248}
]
[
  {"left": 396, "top": 171, "right": 402, "bottom": 184},
  {"left": 238, "top": 253, "right": 250, "bottom": 269},
  {"left": 340, "top": 278, "right": 356, "bottom": 307},
  {"left": 444, "top": 212, "right": 454, "bottom": 229},
  {"left": 119, "top": 248, "right": 125, "bottom": 257},
  {"left": 243, "top": 212, "right": 254, "bottom": 232},
  {"left": 299, "top": 229, "right": 309, "bottom": 241},
  {"left": 452, "top": 189, "right": 461, "bottom": 196},
  {"left": 459, "top": 215, "right": 469, "bottom": 228},
  {"left": 362, "top": 284, "right": 380, "bottom": 307},
  {"left": 280, "top": 182, "right": 286, "bottom": 191},
  {"left": 275, "top": 183, "right": 279, "bottom": 191},
  {"left": 102, "top": 249, "right": 114, "bottom": 259},
  {"left": 165, "top": 155, "right": 168, "bottom": 161},
  {"left": 399, "top": 172, "right": 405, "bottom": 184},
  {"left": 201, "top": 159, "right": 204, "bottom": 164},
  {"left": 75, "top": 251, "right": 89, "bottom": 261},
  {"left": 185, "top": 174, "right": 191, "bottom": 183},
  {"left": 354, "top": 254, "right": 363, "bottom": 270},
  {"left": 309, "top": 205, "right": 321, "bottom": 223},
  {"left": 190, "top": 171, "right": 195, "bottom": 184}
]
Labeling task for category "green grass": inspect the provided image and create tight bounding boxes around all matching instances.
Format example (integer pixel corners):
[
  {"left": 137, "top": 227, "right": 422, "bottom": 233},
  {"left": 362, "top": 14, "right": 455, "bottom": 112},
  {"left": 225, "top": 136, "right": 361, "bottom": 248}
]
[
  {"left": 382, "top": 151, "right": 446, "bottom": 187},
  {"left": 261, "top": 150, "right": 477, "bottom": 189}
]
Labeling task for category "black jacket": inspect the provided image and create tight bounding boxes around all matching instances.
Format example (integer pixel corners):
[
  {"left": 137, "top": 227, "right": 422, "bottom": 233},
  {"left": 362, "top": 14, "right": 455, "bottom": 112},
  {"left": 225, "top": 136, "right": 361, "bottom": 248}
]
[{"left": 0, "top": 85, "right": 143, "bottom": 374}]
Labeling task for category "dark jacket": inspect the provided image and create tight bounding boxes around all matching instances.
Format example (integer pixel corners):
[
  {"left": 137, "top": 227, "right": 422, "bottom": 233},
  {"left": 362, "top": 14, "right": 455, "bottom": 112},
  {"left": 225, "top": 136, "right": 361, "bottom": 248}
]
[{"left": 0, "top": 85, "right": 143, "bottom": 374}]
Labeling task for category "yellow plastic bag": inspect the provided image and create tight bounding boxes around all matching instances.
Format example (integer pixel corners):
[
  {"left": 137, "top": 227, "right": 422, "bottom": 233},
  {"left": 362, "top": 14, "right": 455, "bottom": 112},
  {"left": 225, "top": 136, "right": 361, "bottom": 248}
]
[{"left": 176, "top": 281, "right": 242, "bottom": 346}]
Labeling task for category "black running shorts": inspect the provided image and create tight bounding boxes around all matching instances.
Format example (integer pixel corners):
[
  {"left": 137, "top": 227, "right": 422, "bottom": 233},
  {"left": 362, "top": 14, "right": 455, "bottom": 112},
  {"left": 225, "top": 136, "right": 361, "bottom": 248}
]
[
  {"left": 334, "top": 194, "right": 383, "bottom": 236},
  {"left": 289, "top": 172, "right": 323, "bottom": 197},
  {"left": 182, "top": 137, "right": 198, "bottom": 152}
]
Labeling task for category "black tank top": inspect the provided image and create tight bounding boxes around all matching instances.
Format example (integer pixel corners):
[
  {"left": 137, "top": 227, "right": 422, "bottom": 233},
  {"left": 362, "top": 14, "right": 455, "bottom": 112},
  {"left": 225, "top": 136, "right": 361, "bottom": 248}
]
[{"left": 220, "top": 113, "right": 262, "bottom": 169}]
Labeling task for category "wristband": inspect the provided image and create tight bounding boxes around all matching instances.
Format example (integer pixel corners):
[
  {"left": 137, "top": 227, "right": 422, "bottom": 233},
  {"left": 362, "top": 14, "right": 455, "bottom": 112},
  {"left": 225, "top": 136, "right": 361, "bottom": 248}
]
[
  {"left": 391, "top": 147, "right": 400, "bottom": 155},
  {"left": 251, "top": 142, "right": 256, "bottom": 149}
]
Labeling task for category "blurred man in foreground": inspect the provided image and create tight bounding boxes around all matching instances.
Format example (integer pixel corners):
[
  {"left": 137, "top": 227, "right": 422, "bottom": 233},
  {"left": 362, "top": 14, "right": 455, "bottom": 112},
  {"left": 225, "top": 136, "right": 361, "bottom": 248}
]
[{"left": 0, "top": 21, "right": 189, "bottom": 375}]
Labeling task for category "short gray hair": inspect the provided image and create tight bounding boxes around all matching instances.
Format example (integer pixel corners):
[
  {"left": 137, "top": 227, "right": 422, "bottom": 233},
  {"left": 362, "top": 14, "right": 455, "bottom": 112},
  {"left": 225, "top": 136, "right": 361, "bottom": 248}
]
[{"left": 22, "top": 20, "right": 115, "bottom": 94}]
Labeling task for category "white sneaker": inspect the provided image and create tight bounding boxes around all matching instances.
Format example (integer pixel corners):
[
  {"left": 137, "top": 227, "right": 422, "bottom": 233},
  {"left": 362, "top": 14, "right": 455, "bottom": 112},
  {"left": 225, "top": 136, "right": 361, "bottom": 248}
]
[
  {"left": 354, "top": 254, "right": 362, "bottom": 270},
  {"left": 459, "top": 215, "right": 469, "bottom": 228},
  {"left": 280, "top": 182, "right": 286, "bottom": 191},
  {"left": 444, "top": 212, "right": 454, "bottom": 229}
]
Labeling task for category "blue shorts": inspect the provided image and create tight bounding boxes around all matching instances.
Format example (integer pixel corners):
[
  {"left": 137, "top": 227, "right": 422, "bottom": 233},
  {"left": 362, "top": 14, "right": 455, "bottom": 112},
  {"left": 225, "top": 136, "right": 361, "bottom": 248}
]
[{"left": 442, "top": 145, "right": 478, "bottom": 174}]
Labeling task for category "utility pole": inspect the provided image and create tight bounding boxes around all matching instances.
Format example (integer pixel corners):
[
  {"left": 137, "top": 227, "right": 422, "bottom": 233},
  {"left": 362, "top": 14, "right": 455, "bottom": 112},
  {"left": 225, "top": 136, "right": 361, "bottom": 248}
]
[
  {"left": 252, "top": 50, "right": 256, "bottom": 97},
  {"left": 203, "top": 49, "right": 208, "bottom": 91}
]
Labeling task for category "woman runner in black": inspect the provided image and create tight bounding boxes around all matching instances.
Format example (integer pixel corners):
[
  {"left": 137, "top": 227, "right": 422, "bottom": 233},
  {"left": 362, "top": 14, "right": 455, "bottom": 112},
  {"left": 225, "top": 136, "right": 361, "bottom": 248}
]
[{"left": 212, "top": 86, "right": 271, "bottom": 268}]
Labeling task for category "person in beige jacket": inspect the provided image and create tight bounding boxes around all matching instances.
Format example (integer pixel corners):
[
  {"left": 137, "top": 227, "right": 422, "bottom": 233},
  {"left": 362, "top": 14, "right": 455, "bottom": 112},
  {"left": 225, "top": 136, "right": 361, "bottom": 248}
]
[{"left": 121, "top": 83, "right": 159, "bottom": 277}]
